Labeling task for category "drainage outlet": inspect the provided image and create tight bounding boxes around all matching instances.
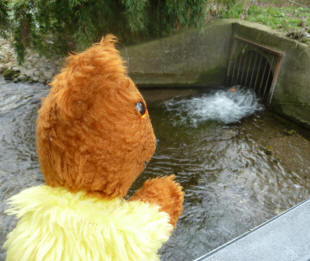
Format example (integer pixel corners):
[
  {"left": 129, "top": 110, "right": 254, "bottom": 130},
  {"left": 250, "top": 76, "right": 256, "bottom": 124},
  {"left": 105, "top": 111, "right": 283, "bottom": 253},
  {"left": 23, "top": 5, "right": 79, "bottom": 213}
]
[{"left": 226, "top": 36, "right": 283, "bottom": 104}]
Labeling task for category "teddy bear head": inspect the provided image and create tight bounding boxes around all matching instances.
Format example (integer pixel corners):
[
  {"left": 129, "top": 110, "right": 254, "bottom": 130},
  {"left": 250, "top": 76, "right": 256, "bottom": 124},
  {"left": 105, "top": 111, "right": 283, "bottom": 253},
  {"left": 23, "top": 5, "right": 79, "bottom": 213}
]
[{"left": 36, "top": 35, "right": 156, "bottom": 198}]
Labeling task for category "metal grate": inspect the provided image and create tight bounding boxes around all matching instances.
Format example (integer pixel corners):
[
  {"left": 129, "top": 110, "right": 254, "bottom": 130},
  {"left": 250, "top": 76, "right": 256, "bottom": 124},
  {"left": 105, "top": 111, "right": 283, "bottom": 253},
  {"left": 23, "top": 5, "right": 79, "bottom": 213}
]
[{"left": 226, "top": 36, "right": 283, "bottom": 104}]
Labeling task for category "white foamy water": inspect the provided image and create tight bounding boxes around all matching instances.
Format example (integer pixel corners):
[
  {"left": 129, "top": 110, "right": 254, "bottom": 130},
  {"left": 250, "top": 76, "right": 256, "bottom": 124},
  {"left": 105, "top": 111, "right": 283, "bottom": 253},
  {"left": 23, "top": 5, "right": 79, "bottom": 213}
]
[{"left": 164, "top": 86, "right": 263, "bottom": 126}]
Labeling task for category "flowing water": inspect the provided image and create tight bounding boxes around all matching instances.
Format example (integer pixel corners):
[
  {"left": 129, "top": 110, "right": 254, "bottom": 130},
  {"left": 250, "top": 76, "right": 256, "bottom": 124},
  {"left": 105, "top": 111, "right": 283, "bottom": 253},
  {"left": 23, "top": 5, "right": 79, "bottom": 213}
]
[{"left": 1, "top": 79, "right": 310, "bottom": 261}]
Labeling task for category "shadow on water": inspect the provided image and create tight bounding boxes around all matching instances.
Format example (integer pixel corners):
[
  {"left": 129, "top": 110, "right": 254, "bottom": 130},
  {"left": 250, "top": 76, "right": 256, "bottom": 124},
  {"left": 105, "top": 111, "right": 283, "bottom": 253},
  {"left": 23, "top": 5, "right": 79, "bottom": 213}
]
[{"left": 1, "top": 79, "right": 310, "bottom": 261}]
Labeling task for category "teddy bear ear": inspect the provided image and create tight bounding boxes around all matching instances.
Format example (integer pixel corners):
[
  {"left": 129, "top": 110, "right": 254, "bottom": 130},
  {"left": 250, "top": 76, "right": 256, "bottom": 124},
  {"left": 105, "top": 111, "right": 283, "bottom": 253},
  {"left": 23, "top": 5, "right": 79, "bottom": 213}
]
[
  {"left": 100, "top": 34, "right": 118, "bottom": 47},
  {"left": 50, "top": 34, "right": 127, "bottom": 119}
]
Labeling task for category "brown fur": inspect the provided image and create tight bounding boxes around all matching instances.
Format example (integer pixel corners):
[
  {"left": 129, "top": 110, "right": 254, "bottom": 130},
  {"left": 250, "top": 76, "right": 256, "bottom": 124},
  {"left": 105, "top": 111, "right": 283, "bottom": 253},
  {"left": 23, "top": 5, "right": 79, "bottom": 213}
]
[
  {"left": 36, "top": 34, "right": 184, "bottom": 226},
  {"left": 130, "top": 175, "right": 184, "bottom": 227}
]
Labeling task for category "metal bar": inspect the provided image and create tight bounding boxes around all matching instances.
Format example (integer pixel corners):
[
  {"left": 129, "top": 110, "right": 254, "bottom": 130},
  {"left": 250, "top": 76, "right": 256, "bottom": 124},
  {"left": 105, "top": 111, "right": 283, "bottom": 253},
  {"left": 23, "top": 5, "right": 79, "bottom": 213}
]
[
  {"left": 234, "top": 36, "right": 283, "bottom": 57},
  {"left": 227, "top": 36, "right": 283, "bottom": 104},
  {"left": 240, "top": 45, "right": 248, "bottom": 86},
  {"left": 249, "top": 52, "right": 259, "bottom": 89},
  {"left": 236, "top": 43, "right": 246, "bottom": 84},
  {"left": 226, "top": 39, "right": 237, "bottom": 85},
  {"left": 240, "top": 54, "right": 247, "bottom": 86},
  {"left": 253, "top": 55, "right": 262, "bottom": 91},
  {"left": 244, "top": 51, "right": 253, "bottom": 87},
  {"left": 239, "top": 44, "right": 247, "bottom": 85},
  {"left": 263, "top": 56, "right": 275, "bottom": 99},
  {"left": 231, "top": 42, "right": 241, "bottom": 86},
  {"left": 231, "top": 61, "right": 236, "bottom": 86},
  {"left": 240, "top": 44, "right": 249, "bottom": 86},
  {"left": 258, "top": 56, "right": 268, "bottom": 96},
  {"left": 268, "top": 55, "right": 283, "bottom": 104}
]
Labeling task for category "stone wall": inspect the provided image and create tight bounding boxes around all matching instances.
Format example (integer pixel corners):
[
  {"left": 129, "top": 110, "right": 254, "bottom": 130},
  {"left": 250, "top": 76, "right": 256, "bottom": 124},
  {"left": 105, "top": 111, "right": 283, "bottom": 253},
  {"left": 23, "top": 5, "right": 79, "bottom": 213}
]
[{"left": 0, "top": 37, "right": 62, "bottom": 83}]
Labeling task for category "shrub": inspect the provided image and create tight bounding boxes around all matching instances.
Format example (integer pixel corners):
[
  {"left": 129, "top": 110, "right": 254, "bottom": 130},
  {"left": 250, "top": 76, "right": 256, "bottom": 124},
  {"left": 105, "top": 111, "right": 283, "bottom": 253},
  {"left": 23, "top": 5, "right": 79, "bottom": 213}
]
[
  {"left": 1, "top": 0, "right": 209, "bottom": 62},
  {"left": 0, "top": 0, "right": 9, "bottom": 37}
]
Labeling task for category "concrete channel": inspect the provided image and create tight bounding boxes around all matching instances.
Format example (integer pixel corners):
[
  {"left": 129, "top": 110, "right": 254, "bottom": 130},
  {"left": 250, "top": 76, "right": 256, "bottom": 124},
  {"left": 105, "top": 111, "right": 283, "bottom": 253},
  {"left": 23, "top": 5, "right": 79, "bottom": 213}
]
[
  {"left": 120, "top": 19, "right": 310, "bottom": 260},
  {"left": 194, "top": 199, "right": 310, "bottom": 261},
  {"left": 122, "top": 19, "right": 310, "bottom": 130}
]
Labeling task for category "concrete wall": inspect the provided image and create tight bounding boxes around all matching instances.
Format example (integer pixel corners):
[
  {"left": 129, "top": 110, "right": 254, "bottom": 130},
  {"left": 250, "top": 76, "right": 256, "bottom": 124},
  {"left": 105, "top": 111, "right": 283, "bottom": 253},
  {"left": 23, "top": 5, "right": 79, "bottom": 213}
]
[
  {"left": 233, "top": 21, "right": 310, "bottom": 129},
  {"left": 121, "top": 20, "right": 233, "bottom": 88},
  {"left": 121, "top": 20, "right": 310, "bottom": 129}
]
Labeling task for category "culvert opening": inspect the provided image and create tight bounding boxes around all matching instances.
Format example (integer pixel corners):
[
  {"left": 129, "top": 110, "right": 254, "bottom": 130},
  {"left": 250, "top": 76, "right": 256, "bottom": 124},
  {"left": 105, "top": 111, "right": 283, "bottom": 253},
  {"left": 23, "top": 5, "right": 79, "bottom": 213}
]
[{"left": 226, "top": 36, "right": 283, "bottom": 104}]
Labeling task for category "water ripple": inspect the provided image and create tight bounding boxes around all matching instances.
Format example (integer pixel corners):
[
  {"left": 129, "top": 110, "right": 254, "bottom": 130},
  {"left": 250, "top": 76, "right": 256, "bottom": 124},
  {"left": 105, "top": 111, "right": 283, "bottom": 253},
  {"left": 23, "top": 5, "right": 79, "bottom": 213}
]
[{"left": 1, "top": 82, "right": 310, "bottom": 261}]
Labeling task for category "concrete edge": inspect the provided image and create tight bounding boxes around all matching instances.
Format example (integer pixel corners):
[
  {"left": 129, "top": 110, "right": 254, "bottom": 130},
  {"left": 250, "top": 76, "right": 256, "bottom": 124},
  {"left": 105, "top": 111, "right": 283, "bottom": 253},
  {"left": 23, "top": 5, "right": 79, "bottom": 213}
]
[{"left": 193, "top": 198, "right": 310, "bottom": 261}]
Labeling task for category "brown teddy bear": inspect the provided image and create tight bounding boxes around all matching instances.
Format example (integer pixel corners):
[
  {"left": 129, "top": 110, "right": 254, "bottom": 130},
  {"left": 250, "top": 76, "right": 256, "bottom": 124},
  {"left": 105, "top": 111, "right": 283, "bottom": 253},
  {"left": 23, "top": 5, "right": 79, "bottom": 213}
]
[{"left": 4, "top": 35, "right": 184, "bottom": 260}]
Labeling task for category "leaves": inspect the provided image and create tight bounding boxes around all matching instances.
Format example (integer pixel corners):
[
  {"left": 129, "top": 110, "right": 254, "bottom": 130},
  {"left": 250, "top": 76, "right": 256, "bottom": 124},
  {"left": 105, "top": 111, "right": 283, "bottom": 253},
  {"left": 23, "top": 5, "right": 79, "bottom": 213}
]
[
  {"left": 0, "top": 0, "right": 9, "bottom": 37},
  {"left": 121, "top": 0, "right": 149, "bottom": 32},
  {"left": 3, "top": 0, "right": 210, "bottom": 62}
]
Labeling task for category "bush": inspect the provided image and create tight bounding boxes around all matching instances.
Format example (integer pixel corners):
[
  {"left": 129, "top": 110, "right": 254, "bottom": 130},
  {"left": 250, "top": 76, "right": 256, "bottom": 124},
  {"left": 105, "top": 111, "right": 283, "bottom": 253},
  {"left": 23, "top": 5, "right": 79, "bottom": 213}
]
[
  {"left": 1, "top": 0, "right": 209, "bottom": 62},
  {"left": 0, "top": 0, "right": 9, "bottom": 37}
]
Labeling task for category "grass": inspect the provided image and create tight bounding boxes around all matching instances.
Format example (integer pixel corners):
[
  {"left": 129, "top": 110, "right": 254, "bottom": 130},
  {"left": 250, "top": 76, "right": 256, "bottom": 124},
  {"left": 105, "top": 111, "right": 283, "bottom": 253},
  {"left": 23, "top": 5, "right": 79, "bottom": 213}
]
[{"left": 216, "top": 0, "right": 310, "bottom": 43}]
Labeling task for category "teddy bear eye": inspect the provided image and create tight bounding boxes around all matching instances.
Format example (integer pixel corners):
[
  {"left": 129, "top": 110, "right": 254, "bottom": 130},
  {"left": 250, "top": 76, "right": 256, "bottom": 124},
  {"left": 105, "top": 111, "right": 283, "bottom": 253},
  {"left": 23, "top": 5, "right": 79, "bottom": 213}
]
[{"left": 136, "top": 101, "right": 146, "bottom": 117}]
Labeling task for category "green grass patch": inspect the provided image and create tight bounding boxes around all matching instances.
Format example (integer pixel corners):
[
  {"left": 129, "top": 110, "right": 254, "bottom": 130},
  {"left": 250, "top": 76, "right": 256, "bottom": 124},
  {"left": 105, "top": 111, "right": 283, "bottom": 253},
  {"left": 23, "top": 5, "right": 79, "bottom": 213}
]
[{"left": 220, "top": 2, "right": 310, "bottom": 42}]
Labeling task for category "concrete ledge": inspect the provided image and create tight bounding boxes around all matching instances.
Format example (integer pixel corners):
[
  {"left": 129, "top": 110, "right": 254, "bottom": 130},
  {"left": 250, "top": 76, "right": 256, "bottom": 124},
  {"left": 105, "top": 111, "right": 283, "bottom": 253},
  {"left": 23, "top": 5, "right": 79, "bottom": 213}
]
[{"left": 195, "top": 199, "right": 310, "bottom": 261}]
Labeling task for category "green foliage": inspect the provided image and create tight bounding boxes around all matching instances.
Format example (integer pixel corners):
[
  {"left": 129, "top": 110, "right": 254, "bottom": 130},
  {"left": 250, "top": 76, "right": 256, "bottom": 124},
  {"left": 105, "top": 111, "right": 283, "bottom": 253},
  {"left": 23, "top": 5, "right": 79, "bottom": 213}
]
[
  {"left": 0, "top": 0, "right": 9, "bottom": 37},
  {"left": 216, "top": 0, "right": 237, "bottom": 8},
  {"left": 1, "top": 0, "right": 209, "bottom": 62}
]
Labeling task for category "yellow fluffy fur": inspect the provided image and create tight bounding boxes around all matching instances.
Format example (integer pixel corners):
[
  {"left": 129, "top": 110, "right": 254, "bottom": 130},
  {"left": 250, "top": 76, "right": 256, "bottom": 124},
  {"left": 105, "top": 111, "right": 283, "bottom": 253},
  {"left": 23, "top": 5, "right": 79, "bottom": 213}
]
[{"left": 4, "top": 186, "right": 173, "bottom": 261}]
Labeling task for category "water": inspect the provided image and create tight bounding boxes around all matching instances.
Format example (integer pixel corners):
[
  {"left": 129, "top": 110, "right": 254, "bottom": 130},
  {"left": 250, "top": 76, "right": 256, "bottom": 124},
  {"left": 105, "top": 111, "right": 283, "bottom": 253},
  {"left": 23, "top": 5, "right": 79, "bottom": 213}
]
[
  {"left": 1, "top": 80, "right": 310, "bottom": 261},
  {"left": 0, "top": 78, "right": 46, "bottom": 260},
  {"left": 132, "top": 88, "right": 310, "bottom": 260},
  {"left": 164, "top": 86, "right": 263, "bottom": 126}
]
